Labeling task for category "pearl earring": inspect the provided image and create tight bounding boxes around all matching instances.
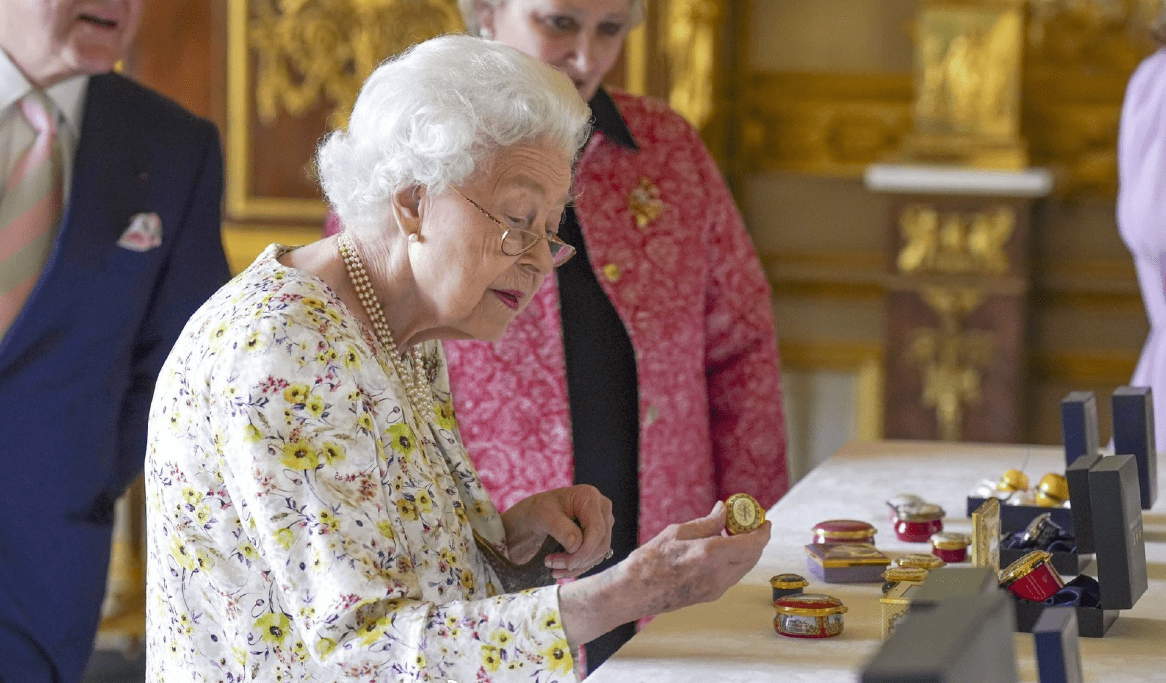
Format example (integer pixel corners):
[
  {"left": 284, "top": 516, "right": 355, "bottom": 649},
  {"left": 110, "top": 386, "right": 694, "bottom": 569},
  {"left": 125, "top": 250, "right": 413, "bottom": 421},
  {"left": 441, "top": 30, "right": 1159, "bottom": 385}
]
[
  {"left": 408, "top": 233, "right": 420, "bottom": 244},
  {"left": 479, "top": 27, "right": 494, "bottom": 40}
]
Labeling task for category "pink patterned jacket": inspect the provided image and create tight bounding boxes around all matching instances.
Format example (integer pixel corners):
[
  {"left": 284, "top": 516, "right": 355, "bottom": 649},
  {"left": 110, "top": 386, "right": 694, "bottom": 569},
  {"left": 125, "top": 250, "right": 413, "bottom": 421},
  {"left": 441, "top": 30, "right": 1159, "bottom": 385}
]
[{"left": 444, "top": 90, "right": 789, "bottom": 544}]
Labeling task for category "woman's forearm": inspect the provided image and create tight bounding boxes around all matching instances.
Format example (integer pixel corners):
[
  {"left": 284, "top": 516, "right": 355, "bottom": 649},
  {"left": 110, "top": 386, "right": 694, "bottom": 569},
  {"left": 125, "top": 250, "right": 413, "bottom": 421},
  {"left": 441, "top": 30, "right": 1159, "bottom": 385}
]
[{"left": 557, "top": 565, "right": 643, "bottom": 650}]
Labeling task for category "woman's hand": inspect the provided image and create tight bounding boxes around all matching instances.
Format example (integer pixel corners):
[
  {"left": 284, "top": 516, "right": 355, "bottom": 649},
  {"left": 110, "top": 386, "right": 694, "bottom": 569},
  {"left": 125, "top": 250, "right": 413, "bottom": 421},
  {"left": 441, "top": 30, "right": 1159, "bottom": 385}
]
[
  {"left": 556, "top": 500, "right": 771, "bottom": 649},
  {"left": 619, "top": 500, "right": 771, "bottom": 614},
  {"left": 501, "top": 485, "right": 614, "bottom": 579}
]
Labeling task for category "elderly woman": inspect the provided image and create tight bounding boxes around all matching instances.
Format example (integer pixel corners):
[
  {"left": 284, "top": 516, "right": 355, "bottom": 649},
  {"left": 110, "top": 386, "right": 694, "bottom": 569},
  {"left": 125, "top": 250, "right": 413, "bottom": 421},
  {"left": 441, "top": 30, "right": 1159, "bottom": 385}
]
[
  {"left": 446, "top": 1, "right": 790, "bottom": 667},
  {"left": 145, "top": 35, "right": 769, "bottom": 683},
  {"left": 1117, "top": 8, "right": 1166, "bottom": 449}
]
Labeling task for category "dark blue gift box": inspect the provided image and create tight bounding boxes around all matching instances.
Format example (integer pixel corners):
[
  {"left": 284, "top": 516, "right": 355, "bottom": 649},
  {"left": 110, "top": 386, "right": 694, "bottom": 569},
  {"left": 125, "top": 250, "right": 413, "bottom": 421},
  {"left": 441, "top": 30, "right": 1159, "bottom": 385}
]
[
  {"left": 1011, "top": 454, "right": 1146, "bottom": 638},
  {"left": 1012, "top": 575, "right": 1118, "bottom": 638},
  {"left": 1033, "top": 606, "right": 1084, "bottom": 683},
  {"left": 1112, "top": 387, "right": 1158, "bottom": 510},
  {"left": 1061, "top": 391, "right": 1100, "bottom": 468}
]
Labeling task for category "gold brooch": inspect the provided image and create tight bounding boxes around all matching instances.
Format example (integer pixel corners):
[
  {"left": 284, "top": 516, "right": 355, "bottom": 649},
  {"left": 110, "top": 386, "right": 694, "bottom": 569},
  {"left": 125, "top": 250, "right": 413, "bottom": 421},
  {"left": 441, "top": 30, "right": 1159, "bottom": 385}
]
[{"left": 628, "top": 177, "right": 663, "bottom": 228}]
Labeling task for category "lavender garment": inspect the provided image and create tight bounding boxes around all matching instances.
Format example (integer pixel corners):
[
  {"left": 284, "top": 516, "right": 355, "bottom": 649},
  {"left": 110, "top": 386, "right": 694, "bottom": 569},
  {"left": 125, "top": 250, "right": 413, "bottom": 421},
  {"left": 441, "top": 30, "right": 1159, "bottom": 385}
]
[{"left": 1118, "top": 49, "right": 1166, "bottom": 450}]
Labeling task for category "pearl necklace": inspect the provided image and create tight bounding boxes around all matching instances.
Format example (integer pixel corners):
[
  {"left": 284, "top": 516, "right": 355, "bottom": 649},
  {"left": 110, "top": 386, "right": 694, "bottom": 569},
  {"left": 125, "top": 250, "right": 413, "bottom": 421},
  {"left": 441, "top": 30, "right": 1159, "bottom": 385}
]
[{"left": 337, "top": 231, "right": 433, "bottom": 416}]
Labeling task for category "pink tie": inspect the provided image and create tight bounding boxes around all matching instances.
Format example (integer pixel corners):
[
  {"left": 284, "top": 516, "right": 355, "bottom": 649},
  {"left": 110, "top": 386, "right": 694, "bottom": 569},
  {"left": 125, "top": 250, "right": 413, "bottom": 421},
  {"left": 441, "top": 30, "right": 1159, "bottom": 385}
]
[{"left": 0, "top": 91, "right": 62, "bottom": 339}]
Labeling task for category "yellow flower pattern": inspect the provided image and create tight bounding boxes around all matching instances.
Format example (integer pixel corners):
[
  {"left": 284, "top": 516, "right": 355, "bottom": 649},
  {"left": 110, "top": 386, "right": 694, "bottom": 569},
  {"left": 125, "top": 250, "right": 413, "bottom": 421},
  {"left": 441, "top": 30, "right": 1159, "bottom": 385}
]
[
  {"left": 145, "top": 245, "right": 571, "bottom": 682},
  {"left": 255, "top": 612, "right": 291, "bottom": 645},
  {"left": 279, "top": 439, "right": 318, "bottom": 470},
  {"left": 387, "top": 422, "right": 417, "bottom": 455},
  {"left": 543, "top": 639, "right": 573, "bottom": 676}
]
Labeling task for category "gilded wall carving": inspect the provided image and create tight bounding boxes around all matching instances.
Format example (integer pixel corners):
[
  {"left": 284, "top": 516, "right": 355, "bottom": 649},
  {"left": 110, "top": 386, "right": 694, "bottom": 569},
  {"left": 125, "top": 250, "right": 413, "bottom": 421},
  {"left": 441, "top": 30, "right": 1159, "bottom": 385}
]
[
  {"left": 900, "top": 1, "right": 1027, "bottom": 169},
  {"left": 911, "top": 286, "right": 996, "bottom": 441},
  {"left": 914, "top": 6, "right": 1023, "bottom": 141},
  {"left": 1024, "top": 0, "right": 1159, "bottom": 193},
  {"left": 737, "top": 0, "right": 1158, "bottom": 193},
  {"left": 1028, "top": 0, "right": 1162, "bottom": 46},
  {"left": 228, "top": 1, "right": 461, "bottom": 223},
  {"left": 740, "top": 73, "right": 913, "bottom": 176},
  {"left": 249, "top": 0, "right": 461, "bottom": 127},
  {"left": 897, "top": 205, "right": 1014, "bottom": 276}
]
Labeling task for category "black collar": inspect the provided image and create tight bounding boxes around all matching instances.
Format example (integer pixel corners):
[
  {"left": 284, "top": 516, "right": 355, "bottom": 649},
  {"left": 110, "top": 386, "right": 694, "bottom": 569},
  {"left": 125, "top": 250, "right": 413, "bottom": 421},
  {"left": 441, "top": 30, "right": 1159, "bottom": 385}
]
[{"left": 588, "top": 88, "right": 637, "bottom": 151}]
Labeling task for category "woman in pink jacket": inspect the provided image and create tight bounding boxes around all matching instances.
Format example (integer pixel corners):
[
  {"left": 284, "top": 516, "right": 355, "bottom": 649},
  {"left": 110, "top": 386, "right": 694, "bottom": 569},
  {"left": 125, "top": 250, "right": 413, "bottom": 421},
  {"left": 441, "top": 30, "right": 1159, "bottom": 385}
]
[{"left": 447, "top": 0, "right": 789, "bottom": 669}]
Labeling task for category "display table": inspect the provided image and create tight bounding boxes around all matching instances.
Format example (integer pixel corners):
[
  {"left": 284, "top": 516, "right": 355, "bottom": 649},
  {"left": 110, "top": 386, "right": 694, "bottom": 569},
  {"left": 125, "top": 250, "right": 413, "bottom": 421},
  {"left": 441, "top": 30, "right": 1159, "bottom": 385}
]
[{"left": 588, "top": 440, "right": 1166, "bottom": 682}]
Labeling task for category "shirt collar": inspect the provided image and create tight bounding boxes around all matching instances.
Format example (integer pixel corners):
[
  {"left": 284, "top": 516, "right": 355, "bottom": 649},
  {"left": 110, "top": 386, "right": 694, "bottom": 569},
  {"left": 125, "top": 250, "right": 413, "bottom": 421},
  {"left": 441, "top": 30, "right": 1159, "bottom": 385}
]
[
  {"left": 588, "top": 87, "right": 637, "bottom": 151},
  {"left": 0, "top": 47, "right": 88, "bottom": 138}
]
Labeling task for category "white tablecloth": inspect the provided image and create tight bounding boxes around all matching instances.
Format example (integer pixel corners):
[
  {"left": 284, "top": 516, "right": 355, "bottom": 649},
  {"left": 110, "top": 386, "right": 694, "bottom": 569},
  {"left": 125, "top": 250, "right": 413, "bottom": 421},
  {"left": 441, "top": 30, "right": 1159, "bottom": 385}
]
[{"left": 587, "top": 440, "right": 1166, "bottom": 682}]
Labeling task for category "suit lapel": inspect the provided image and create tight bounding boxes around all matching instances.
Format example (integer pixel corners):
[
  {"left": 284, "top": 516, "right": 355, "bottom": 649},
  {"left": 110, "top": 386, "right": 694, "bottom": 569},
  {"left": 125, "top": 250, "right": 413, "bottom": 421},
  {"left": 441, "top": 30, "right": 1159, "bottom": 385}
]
[
  {"left": 60, "top": 74, "right": 148, "bottom": 257},
  {"left": 0, "top": 75, "right": 149, "bottom": 363}
]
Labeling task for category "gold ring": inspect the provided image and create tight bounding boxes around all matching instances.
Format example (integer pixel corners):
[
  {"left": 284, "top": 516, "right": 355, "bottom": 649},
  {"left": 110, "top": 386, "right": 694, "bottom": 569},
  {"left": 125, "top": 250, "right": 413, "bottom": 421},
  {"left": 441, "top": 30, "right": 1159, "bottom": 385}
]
[{"left": 604, "top": 549, "right": 614, "bottom": 560}]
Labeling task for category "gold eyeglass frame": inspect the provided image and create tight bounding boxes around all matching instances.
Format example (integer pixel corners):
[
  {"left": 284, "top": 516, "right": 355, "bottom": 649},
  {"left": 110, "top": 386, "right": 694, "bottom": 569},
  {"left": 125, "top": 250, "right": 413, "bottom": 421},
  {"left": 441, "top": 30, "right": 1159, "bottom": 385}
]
[{"left": 450, "top": 188, "right": 576, "bottom": 267}]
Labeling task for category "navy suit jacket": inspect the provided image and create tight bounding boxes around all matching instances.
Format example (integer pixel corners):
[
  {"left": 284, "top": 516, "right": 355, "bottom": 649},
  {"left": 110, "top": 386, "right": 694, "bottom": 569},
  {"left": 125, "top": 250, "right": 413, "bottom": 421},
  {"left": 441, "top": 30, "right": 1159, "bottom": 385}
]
[{"left": 0, "top": 73, "right": 229, "bottom": 683}]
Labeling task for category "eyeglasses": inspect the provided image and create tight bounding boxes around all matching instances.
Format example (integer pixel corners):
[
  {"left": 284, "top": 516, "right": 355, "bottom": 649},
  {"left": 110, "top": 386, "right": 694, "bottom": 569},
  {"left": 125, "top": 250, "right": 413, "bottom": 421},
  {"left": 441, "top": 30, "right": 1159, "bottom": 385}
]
[{"left": 451, "top": 188, "right": 576, "bottom": 268}]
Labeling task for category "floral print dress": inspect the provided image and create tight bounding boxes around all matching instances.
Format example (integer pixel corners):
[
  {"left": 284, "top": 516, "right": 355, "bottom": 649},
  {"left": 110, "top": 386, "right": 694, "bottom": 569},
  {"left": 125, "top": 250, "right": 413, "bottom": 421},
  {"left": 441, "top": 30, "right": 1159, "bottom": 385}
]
[{"left": 145, "top": 245, "right": 575, "bottom": 683}]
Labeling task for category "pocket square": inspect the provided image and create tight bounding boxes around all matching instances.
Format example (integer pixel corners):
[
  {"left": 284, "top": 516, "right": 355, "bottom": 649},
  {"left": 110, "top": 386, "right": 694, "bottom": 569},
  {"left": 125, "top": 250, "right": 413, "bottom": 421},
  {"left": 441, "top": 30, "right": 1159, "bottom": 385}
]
[{"left": 117, "top": 212, "right": 163, "bottom": 252}]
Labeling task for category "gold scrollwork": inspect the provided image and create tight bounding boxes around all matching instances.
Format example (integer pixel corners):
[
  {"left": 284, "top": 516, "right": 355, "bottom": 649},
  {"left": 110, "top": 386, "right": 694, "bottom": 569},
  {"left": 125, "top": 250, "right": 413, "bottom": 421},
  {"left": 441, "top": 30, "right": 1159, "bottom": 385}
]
[
  {"left": 897, "top": 205, "right": 1015, "bottom": 275},
  {"left": 740, "top": 73, "right": 913, "bottom": 175},
  {"left": 1024, "top": 0, "right": 1158, "bottom": 194},
  {"left": 248, "top": 0, "right": 462, "bottom": 128},
  {"left": 911, "top": 286, "right": 996, "bottom": 441}
]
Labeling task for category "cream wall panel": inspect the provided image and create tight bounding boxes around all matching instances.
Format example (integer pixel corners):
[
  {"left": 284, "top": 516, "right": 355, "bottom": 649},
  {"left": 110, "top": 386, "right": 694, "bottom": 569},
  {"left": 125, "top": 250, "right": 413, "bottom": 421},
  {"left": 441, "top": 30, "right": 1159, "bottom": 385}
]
[
  {"left": 1032, "top": 301, "right": 1148, "bottom": 354},
  {"left": 748, "top": 0, "right": 916, "bottom": 74},
  {"left": 782, "top": 369, "right": 860, "bottom": 482},
  {"left": 772, "top": 298, "right": 883, "bottom": 344},
  {"left": 746, "top": 174, "right": 893, "bottom": 254}
]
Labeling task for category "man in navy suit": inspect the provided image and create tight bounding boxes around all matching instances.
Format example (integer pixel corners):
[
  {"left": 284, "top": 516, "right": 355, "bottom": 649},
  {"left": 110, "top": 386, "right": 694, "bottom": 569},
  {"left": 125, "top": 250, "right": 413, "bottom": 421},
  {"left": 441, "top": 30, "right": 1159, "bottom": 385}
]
[{"left": 0, "top": 2, "right": 230, "bottom": 680}]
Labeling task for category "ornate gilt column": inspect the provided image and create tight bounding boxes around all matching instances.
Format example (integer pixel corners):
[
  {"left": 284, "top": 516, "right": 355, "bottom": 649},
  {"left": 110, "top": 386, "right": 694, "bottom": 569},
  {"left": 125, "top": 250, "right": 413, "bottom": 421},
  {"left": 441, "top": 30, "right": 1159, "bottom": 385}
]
[
  {"left": 868, "top": 168, "right": 1050, "bottom": 441},
  {"left": 867, "top": 0, "right": 1053, "bottom": 442}
]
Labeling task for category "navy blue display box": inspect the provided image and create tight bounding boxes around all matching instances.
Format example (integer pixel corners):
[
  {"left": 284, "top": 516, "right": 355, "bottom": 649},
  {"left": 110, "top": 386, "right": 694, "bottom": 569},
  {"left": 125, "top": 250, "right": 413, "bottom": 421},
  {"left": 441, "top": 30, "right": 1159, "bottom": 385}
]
[
  {"left": 1112, "top": 387, "right": 1158, "bottom": 510},
  {"left": 1011, "top": 597, "right": 1117, "bottom": 639},
  {"left": 1061, "top": 391, "right": 1100, "bottom": 468},
  {"left": 1011, "top": 453, "right": 1146, "bottom": 639},
  {"left": 1089, "top": 455, "right": 1148, "bottom": 610},
  {"left": 1033, "top": 607, "right": 1085, "bottom": 683},
  {"left": 1066, "top": 452, "right": 1102, "bottom": 555}
]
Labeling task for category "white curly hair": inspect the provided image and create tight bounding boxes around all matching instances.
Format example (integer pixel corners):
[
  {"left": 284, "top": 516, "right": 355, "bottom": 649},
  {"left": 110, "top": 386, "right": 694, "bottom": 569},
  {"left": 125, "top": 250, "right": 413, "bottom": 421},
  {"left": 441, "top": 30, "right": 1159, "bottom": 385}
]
[{"left": 316, "top": 34, "right": 591, "bottom": 234}]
